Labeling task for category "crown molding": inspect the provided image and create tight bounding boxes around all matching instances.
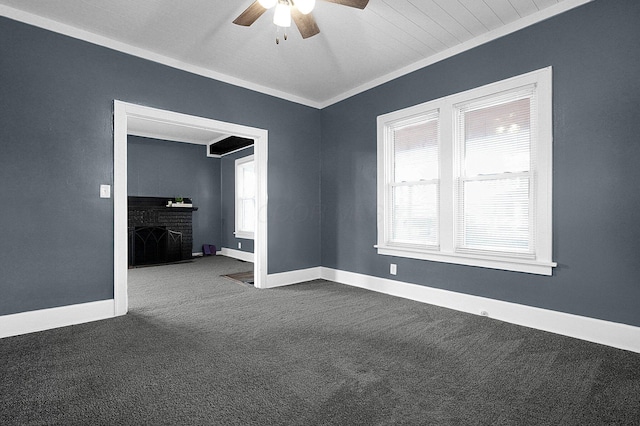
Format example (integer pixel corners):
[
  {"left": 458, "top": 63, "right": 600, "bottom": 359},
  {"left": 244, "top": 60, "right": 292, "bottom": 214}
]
[
  {"left": 1, "top": 0, "right": 594, "bottom": 110},
  {"left": 317, "top": 0, "right": 594, "bottom": 108},
  {"left": 0, "top": 4, "right": 322, "bottom": 108}
]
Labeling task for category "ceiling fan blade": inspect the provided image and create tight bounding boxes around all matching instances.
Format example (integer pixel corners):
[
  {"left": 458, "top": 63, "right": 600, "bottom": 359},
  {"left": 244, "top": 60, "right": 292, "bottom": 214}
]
[
  {"left": 321, "top": 0, "right": 369, "bottom": 9},
  {"left": 291, "top": 8, "right": 320, "bottom": 39},
  {"left": 233, "top": 1, "right": 267, "bottom": 27}
]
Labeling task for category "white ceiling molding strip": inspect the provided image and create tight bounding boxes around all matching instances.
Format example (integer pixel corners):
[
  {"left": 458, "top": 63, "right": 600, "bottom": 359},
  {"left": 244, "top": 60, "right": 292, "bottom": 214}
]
[
  {"left": 1, "top": 0, "right": 593, "bottom": 109},
  {"left": 0, "top": 4, "right": 321, "bottom": 108},
  {"left": 317, "top": 0, "right": 594, "bottom": 108}
]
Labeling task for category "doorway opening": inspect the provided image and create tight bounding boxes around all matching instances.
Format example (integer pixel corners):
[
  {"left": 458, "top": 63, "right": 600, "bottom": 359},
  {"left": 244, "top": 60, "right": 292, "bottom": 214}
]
[{"left": 113, "top": 101, "right": 268, "bottom": 316}]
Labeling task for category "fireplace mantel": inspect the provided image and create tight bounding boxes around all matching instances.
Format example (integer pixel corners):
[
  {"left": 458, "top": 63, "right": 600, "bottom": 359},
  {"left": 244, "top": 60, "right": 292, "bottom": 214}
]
[{"left": 128, "top": 196, "right": 198, "bottom": 211}]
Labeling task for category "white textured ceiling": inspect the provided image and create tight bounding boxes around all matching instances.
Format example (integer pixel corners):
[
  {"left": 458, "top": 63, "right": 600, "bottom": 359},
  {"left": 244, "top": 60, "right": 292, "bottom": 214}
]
[{"left": 0, "top": 0, "right": 591, "bottom": 108}]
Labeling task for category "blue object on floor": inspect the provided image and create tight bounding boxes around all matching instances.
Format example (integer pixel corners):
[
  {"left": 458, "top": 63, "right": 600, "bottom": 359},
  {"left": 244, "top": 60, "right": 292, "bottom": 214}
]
[{"left": 203, "top": 244, "right": 216, "bottom": 256}]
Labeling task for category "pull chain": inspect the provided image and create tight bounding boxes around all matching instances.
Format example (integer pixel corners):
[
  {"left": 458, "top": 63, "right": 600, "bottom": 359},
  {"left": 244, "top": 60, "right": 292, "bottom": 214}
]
[{"left": 275, "top": 26, "right": 288, "bottom": 44}]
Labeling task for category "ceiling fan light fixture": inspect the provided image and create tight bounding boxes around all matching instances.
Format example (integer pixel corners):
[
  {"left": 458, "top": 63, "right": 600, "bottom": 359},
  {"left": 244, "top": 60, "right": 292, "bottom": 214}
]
[
  {"left": 233, "top": 0, "right": 369, "bottom": 40},
  {"left": 258, "top": 0, "right": 277, "bottom": 9},
  {"left": 273, "top": 3, "right": 292, "bottom": 27},
  {"left": 295, "top": 0, "right": 316, "bottom": 15}
]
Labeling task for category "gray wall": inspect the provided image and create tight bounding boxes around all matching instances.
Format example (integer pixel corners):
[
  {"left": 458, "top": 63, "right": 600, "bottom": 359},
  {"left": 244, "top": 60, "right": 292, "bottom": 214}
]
[
  {"left": 320, "top": 0, "right": 640, "bottom": 327},
  {"left": 220, "top": 147, "right": 255, "bottom": 254},
  {"left": 127, "top": 136, "right": 221, "bottom": 253},
  {"left": 0, "top": 16, "right": 321, "bottom": 316}
]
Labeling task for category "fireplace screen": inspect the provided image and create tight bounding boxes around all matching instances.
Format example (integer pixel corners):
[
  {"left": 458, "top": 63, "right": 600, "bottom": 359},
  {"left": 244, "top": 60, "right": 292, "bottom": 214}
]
[{"left": 129, "top": 226, "right": 183, "bottom": 266}]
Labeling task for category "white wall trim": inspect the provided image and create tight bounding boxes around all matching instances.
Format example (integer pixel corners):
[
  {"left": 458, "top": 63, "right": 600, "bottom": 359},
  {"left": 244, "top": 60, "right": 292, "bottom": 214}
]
[
  {"left": 5, "top": 265, "right": 637, "bottom": 355},
  {"left": 113, "top": 101, "right": 129, "bottom": 316},
  {"left": 220, "top": 247, "right": 255, "bottom": 263},
  {"left": 0, "top": 300, "right": 114, "bottom": 339},
  {"left": 319, "top": 267, "right": 640, "bottom": 354},
  {"left": 114, "top": 101, "right": 269, "bottom": 308},
  {"left": 265, "top": 267, "right": 322, "bottom": 289}
]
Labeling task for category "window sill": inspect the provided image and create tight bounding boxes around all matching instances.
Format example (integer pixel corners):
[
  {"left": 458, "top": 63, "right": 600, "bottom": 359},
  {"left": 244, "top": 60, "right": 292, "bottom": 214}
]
[
  {"left": 375, "top": 245, "right": 556, "bottom": 276},
  {"left": 234, "top": 231, "right": 254, "bottom": 240}
]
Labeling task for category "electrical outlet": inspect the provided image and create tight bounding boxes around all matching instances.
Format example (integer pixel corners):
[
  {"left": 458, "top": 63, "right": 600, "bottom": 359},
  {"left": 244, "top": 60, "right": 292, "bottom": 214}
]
[
  {"left": 238, "top": 242, "right": 242, "bottom": 249},
  {"left": 390, "top": 264, "right": 397, "bottom": 275}
]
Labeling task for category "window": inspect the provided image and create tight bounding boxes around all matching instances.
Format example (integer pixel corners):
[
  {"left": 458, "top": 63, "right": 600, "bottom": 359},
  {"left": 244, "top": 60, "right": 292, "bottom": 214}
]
[
  {"left": 377, "top": 68, "right": 555, "bottom": 275},
  {"left": 390, "top": 112, "right": 440, "bottom": 248},
  {"left": 235, "top": 155, "right": 255, "bottom": 239}
]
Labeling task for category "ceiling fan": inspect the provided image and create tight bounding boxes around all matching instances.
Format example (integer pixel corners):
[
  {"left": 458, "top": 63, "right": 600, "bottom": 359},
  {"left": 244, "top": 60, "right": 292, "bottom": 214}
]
[{"left": 233, "top": 0, "right": 370, "bottom": 43}]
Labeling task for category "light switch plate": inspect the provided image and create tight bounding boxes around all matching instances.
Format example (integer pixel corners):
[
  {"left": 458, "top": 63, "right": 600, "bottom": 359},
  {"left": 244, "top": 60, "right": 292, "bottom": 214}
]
[{"left": 100, "top": 184, "right": 111, "bottom": 198}]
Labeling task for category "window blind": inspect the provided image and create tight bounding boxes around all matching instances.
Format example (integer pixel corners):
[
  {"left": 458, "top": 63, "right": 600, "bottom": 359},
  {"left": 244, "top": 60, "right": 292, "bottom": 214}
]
[
  {"left": 456, "top": 86, "right": 537, "bottom": 256},
  {"left": 237, "top": 159, "right": 256, "bottom": 234},
  {"left": 389, "top": 112, "right": 439, "bottom": 247}
]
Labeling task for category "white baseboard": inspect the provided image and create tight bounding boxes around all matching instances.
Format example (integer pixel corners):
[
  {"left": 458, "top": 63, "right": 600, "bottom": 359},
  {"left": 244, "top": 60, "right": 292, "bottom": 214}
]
[
  {"left": 265, "top": 267, "right": 322, "bottom": 289},
  {"left": 194, "top": 251, "right": 223, "bottom": 257},
  {"left": 220, "top": 247, "right": 254, "bottom": 263},
  {"left": 5, "top": 267, "right": 637, "bottom": 354},
  {"left": 320, "top": 267, "right": 640, "bottom": 353},
  {"left": 0, "top": 300, "right": 115, "bottom": 339}
]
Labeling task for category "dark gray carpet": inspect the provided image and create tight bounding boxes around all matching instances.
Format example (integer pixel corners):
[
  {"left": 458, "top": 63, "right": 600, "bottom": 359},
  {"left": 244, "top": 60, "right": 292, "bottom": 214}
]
[{"left": 1, "top": 255, "right": 639, "bottom": 425}]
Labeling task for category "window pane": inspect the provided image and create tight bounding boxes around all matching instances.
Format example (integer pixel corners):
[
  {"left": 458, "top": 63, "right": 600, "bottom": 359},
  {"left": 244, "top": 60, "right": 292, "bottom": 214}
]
[
  {"left": 240, "top": 162, "right": 255, "bottom": 198},
  {"left": 461, "top": 177, "right": 530, "bottom": 253},
  {"left": 463, "top": 98, "right": 530, "bottom": 176},
  {"left": 236, "top": 157, "right": 255, "bottom": 237},
  {"left": 240, "top": 199, "right": 255, "bottom": 232},
  {"left": 393, "top": 118, "right": 439, "bottom": 182},
  {"left": 391, "top": 183, "right": 438, "bottom": 246}
]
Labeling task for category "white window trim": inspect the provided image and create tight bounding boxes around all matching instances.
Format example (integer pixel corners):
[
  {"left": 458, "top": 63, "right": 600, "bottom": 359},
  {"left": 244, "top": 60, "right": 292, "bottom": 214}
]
[
  {"left": 376, "top": 67, "right": 556, "bottom": 275},
  {"left": 235, "top": 154, "right": 255, "bottom": 240}
]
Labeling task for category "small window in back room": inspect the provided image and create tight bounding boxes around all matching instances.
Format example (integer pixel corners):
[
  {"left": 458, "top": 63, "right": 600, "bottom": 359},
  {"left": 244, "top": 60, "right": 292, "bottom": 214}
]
[{"left": 235, "top": 155, "right": 255, "bottom": 240}]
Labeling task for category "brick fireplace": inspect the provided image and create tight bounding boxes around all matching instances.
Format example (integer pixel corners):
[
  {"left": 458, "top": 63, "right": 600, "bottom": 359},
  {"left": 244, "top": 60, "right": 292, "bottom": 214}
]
[{"left": 128, "top": 196, "right": 198, "bottom": 267}]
